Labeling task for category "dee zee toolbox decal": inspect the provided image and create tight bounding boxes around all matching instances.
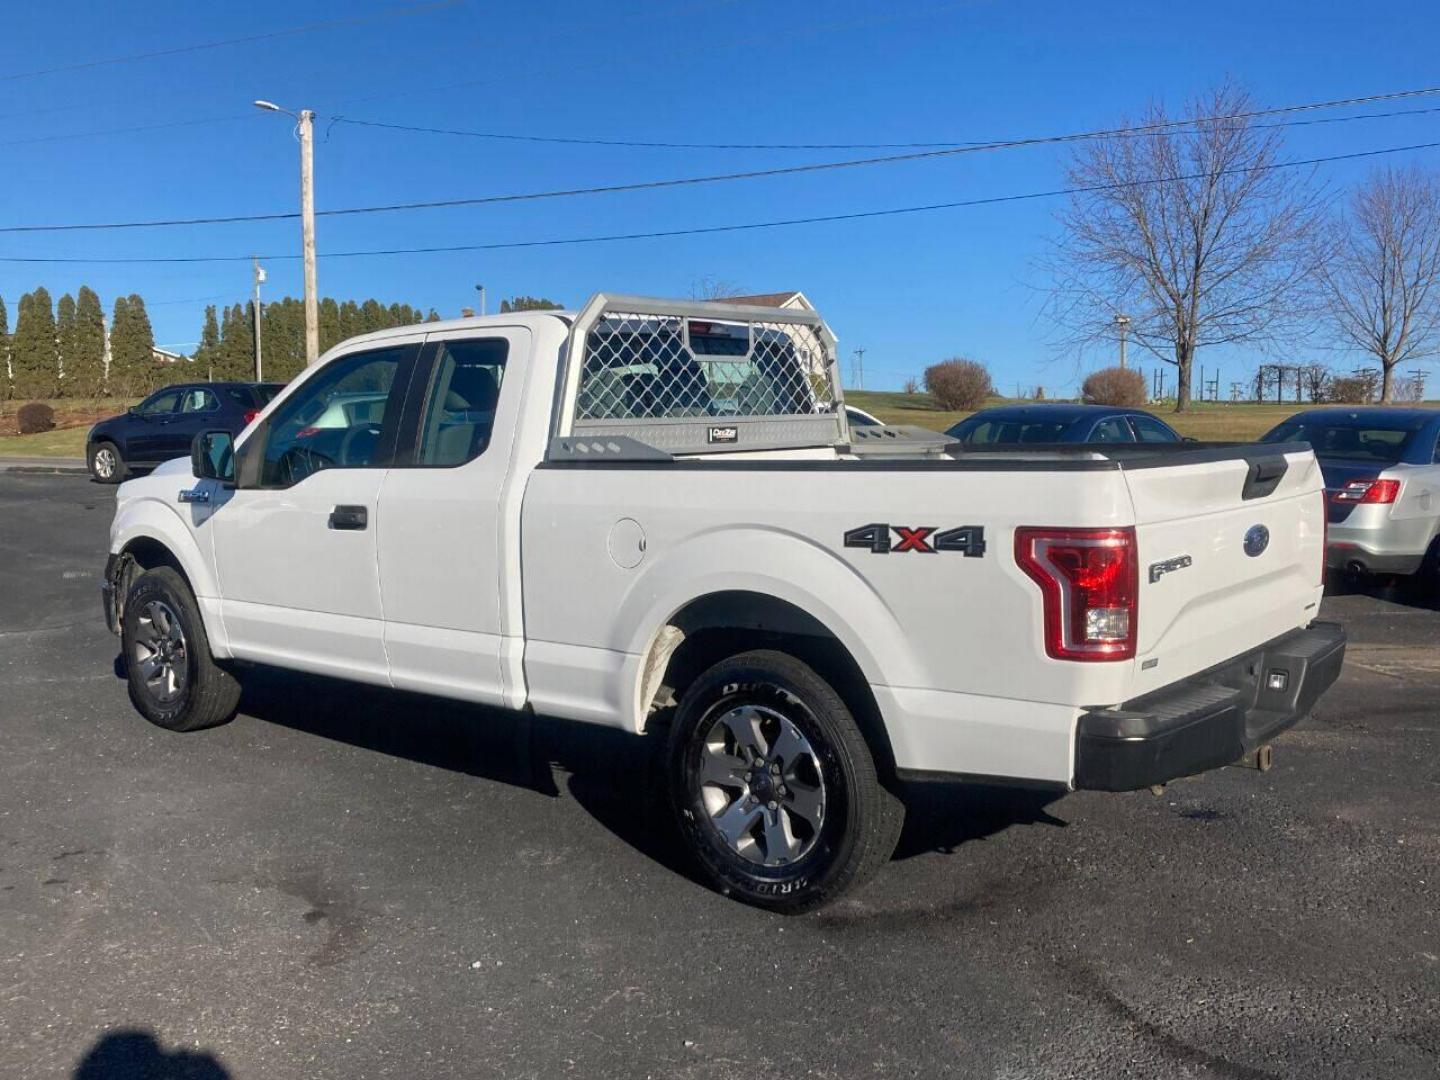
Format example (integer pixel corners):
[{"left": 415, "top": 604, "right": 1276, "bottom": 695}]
[{"left": 843, "top": 523, "right": 987, "bottom": 556}]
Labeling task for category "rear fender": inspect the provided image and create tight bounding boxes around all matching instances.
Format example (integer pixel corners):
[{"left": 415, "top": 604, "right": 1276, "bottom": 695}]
[{"left": 619, "top": 526, "right": 919, "bottom": 723}]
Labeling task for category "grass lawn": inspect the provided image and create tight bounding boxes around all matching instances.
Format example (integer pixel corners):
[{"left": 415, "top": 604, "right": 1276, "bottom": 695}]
[
  {"left": 0, "top": 397, "right": 138, "bottom": 459},
  {"left": 847, "top": 391, "right": 1438, "bottom": 442},
  {"left": 0, "top": 426, "right": 91, "bottom": 458}
]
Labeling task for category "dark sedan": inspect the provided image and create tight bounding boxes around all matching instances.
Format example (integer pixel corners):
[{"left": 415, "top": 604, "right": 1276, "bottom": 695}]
[
  {"left": 945, "top": 403, "right": 1183, "bottom": 445},
  {"left": 86, "top": 381, "right": 284, "bottom": 483}
]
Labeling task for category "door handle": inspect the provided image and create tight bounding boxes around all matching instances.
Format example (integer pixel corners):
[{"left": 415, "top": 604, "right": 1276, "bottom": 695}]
[{"left": 329, "top": 505, "right": 368, "bottom": 530}]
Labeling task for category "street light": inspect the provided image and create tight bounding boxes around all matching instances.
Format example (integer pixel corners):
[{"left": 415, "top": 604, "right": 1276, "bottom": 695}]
[
  {"left": 254, "top": 98, "right": 319, "bottom": 365},
  {"left": 475, "top": 283, "right": 486, "bottom": 317},
  {"left": 1113, "top": 313, "right": 1132, "bottom": 370}
]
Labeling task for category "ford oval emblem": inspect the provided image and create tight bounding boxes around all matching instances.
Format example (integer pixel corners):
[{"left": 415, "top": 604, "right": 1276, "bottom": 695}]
[{"left": 1243, "top": 524, "right": 1270, "bottom": 558}]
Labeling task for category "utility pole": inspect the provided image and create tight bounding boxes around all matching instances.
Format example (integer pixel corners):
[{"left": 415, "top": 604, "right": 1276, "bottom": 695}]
[
  {"left": 1113, "top": 313, "right": 1131, "bottom": 369},
  {"left": 476, "top": 284, "right": 486, "bottom": 317},
  {"left": 252, "top": 257, "right": 266, "bottom": 381},
  {"left": 852, "top": 347, "right": 866, "bottom": 390},
  {"left": 299, "top": 109, "right": 318, "bottom": 364},
  {"left": 254, "top": 100, "right": 319, "bottom": 365}
]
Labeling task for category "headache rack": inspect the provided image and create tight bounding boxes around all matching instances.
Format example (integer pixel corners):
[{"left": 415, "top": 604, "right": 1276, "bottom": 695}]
[{"left": 549, "top": 293, "right": 846, "bottom": 460}]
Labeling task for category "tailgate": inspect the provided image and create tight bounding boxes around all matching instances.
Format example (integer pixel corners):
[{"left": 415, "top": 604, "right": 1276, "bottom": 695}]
[{"left": 1124, "top": 446, "right": 1326, "bottom": 697}]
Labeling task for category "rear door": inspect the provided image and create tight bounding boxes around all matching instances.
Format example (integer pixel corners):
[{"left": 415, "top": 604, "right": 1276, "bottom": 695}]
[
  {"left": 375, "top": 326, "right": 531, "bottom": 708},
  {"left": 159, "top": 387, "right": 223, "bottom": 459},
  {"left": 1123, "top": 448, "right": 1325, "bottom": 697}
]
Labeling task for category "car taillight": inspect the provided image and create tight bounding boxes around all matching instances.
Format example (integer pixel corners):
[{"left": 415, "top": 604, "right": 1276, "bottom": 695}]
[
  {"left": 243, "top": 409, "right": 259, "bottom": 424},
  {"left": 1015, "top": 526, "right": 1138, "bottom": 661},
  {"left": 1332, "top": 478, "right": 1401, "bottom": 504}
]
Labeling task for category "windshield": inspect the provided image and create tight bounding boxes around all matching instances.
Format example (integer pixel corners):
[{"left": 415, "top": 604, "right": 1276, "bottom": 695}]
[
  {"left": 947, "top": 416, "right": 1072, "bottom": 444},
  {"left": 1261, "top": 419, "right": 1421, "bottom": 463}
]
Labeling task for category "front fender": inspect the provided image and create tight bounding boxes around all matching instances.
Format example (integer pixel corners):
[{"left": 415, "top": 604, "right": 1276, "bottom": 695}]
[{"left": 109, "top": 492, "right": 229, "bottom": 655}]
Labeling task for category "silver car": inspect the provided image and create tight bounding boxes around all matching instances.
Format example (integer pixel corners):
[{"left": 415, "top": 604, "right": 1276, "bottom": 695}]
[{"left": 1261, "top": 408, "right": 1440, "bottom": 587}]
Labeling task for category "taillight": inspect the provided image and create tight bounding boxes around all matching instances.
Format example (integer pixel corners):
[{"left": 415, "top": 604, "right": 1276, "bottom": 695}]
[
  {"left": 1015, "top": 527, "right": 1138, "bottom": 661},
  {"left": 243, "top": 409, "right": 259, "bottom": 424},
  {"left": 1332, "top": 478, "right": 1400, "bottom": 504}
]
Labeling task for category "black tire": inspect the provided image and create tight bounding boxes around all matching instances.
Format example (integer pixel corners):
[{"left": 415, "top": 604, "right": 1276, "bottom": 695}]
[
  {"left": 666, "top": 649, "right": 904, "bottom": 914},
  {"left": 88, "top": 441, "right": 125, "bottom": 484},
  {"left": 1417, "top": 536, "right": 1440, "bottom": 600},
  {"left": 120, "top": 566, "right": 241, "bottom": 732}
]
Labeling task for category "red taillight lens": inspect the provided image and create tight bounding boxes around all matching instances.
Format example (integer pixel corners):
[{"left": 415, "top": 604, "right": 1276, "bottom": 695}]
[
  {"left": 1359, "top": 478, "right": 1401, "bottom": 504},
  {"left": 243, "top": 409, "right": 259, "bottom": 424},
  {"left": 1015, "top": 527, "right": 1137, "bottom": 661},
  {"left": 1332, "top": 478, "right": 1400, "bottom": 504}
]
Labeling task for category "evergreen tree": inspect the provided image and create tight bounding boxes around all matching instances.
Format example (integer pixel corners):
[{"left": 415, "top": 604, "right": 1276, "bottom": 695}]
[
  {"left": 425, "top": 308, "right": 442, "bottom": 323},
  {"left": 195, "top": 305, "right": 220, "bottom": 380},
  {"left": 74, "top": 287, "right": 106, "bottom": 397},
  {"left": 56, "top": 293, "right": 78, "bottom": 396},
  {"left": 319, "top": 297, "right": 341, "bottom": 354},
  {"left": 359, "top": 299, "right": 386, "bottom": 334},
  {"left": 499, "top": 295, "right": 563, "bottom": 312},
  {"left": 12, "top": 287, "right": 59, "bottom": 399},
  {"left": 0, "top": 296, "right": 10, "bottom": 398},
  {"left": 110, "top": 294, "right": 157, "bottom": 395}
]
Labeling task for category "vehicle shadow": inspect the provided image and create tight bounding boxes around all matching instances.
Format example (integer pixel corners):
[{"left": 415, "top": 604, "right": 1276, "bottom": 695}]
[
  {"left": 74, "top": 1028, "right": 230, "bottom": 1079},
  {"left": 1324, "top": 570, "right": 1439, "bottom": 611}
]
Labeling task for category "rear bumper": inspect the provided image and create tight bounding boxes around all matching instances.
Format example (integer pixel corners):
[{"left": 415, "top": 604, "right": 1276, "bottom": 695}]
[
  {"left": 1326, "top": 512, "right": 1433, "bottom": 576},
  {"left": 1073, "top": 621, "right": 1346, "bottom": 792}
]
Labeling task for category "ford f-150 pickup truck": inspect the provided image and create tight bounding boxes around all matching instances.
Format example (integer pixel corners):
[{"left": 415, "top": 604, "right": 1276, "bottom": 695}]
[{"left": 102, "top": 294, "right": 1345, "bottom": 912}]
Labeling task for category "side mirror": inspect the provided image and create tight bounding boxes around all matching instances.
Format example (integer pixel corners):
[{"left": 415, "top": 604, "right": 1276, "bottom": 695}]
[
  {"left": 127, "top": 406, "right": 142, "bottom": 418},
  {"left": 191, "top": 430, "right": 235, "bottom": 483}
]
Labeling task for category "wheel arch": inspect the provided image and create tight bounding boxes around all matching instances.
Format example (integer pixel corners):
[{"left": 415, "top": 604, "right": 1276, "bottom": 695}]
[
  {"left": 634, "top": 589, "right": 897, "bottom": 778},
  {"left": 110, "top": 500, "right": 228, "bottom": 655}
]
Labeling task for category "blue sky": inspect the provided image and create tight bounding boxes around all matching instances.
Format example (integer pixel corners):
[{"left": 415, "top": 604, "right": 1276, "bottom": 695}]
[{"left": 2, "top": 0, "right": 1439, "bottom": 393}]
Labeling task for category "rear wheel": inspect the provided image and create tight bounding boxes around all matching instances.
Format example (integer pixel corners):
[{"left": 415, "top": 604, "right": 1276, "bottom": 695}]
[
  {"left": 666, "top": 649, "right": 904, "bottom": 913},
  {"left": 121, "top": 567, "right": 241, "bottom": 731},
  {"left": 88, "top": 441, "right": 124, "bottom": 484}
]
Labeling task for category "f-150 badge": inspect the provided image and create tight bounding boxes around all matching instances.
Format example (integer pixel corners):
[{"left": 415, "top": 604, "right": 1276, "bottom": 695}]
[
  {"left": 844, "top": 523, "right": 986, "bottom": 556},
  {"left": 1148, "top": 554, "right": 1193, "bottom": 583}
]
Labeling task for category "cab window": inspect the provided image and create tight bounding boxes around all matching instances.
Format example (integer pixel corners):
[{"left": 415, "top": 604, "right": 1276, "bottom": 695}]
[
  {"left": 414, "top": 338, "right": 509, "bottom": 466},
  {"left": 258, "top": 347, "right": 404, "bottom": 486}
]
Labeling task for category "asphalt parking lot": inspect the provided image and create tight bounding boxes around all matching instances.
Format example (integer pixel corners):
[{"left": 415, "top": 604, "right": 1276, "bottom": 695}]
[{"left": 1, "top": 473, "right": 1437, "bottom": 1080}]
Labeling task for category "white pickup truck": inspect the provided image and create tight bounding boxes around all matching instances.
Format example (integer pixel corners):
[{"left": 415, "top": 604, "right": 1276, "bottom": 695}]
[{"left": 102, "top": 294, "right": 1345, "bottom": 912}]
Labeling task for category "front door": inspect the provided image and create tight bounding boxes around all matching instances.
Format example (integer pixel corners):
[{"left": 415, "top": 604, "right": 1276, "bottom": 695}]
[
  {"left": 158, "top": 387, "right": 223, "bottom": 459},
  {"left": 127, "top": 388, "right": 183, "bottom": 462},
  {"left": 376, "top": 328, "right": 528, "bottom": 707},
  {"left": 210, "top": 341, "right": 420, "bottom": 682}
]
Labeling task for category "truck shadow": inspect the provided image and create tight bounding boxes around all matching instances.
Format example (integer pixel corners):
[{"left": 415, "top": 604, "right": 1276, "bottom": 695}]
[{"left": 228, "top": 665, "right": 1066, "bottom": 880}]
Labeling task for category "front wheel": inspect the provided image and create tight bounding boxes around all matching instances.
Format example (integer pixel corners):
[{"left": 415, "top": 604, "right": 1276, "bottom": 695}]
[
  {"left": 666, "top": 650, "right": 904, "bottom": 913},
  {"left": 88, "top": 441, "right": 125, "bottom": 484},
  {"left": 121, "top": 566, "right": 241, "bottom": 731}
]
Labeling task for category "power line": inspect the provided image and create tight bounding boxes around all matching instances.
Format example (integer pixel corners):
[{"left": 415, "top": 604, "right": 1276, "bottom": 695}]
[
  {"left": 7, "top": 85, "right": 1440, "bottom": 235},
  {"left": 0, "top": 0, "right": 462, "bottom": 83},
  {"left": 329, "top": 95, "right": 1440, "bottom": 152},
  {"left": 5, "top": 137, "right": 1436, "bottom": 265}
]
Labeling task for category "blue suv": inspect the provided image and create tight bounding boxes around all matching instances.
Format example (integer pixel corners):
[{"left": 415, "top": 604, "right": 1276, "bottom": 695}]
[{"left": 86, "top": 381, "right": 284, "bottom": 483}]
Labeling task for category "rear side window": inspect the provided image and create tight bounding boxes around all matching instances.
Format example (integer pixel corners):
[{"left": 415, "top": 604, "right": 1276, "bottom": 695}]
[
  {"left": 255, "top": 384, "right": 285, "bottom": 405},
  {"left": 1263, "top": 421, "right": 1417, "bottom": 463},
  {"left": 414, "top": 338, "right": 509, "bottom": 466},
  {"left": 1129, "top": 414, "right": 1178, "bottom": 442},
  {"left": 1090, "top": 417, "right": 1135, "bottom": 443},
  {"left": 178, "top": 389, "right": 219, "bottom": 414},
  {"left": 223, "top": 387, "right": 253, "bottom": 409}
]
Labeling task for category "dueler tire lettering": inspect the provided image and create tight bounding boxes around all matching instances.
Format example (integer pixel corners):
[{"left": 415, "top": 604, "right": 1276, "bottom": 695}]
[{"left": 665, "top": 650, "right": 905, "bottom": 914}]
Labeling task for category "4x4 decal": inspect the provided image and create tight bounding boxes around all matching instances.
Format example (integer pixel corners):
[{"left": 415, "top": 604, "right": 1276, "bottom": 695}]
[{"left": 843, "top": 523, "right": 987, "bottom": 557}]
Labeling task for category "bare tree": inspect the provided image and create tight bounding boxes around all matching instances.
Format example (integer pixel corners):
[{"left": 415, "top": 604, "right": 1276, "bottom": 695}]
[
  {"left": 1319, "top": 165, "right": 1440, "bottom": 402},
  {"left": 690, "top": 276, "right": 746, "bottom": 301},
  {"left": 1047, "top": 83, "right": 1321, "bottom": 412},
  {"left": 1301, "top": 362, "right": 1331, "bottom": 403}
]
